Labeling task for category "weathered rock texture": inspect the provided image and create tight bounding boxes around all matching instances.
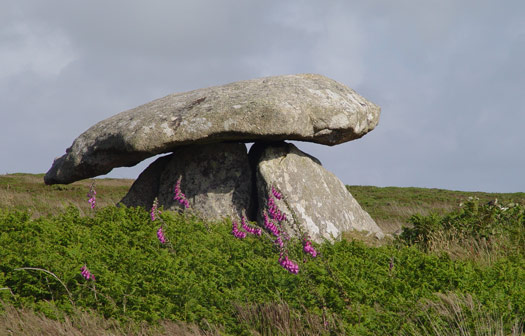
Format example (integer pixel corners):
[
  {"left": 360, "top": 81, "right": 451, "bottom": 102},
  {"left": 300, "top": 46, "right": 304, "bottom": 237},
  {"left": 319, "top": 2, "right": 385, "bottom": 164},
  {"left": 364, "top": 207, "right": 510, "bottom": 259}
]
[
  {"left": 119, "top": 154, "right": 172, "bottom": 209},
  {"left": 120, "top": 143, "right": 253, "bottom": 221},
  {"left": 45, "top": 74, "right": 380, "bottom": 185},
  {"left": 253, "top": 142, "right": 384, "bottom": 242}
]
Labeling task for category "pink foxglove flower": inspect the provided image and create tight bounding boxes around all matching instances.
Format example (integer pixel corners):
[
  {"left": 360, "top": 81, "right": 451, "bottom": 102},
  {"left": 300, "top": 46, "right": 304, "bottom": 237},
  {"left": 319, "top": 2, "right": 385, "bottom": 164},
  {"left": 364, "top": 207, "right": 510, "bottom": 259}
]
[
  {"left": 80, "top": 265, "right": 95, "bottom": 281},
  {"left": 232, "top": 216, "right": 262, "bottom": 239},
  {"left": 87, "top": 183, "right": 96, "bottom": 209},
  {"left": 231, "top": 221, "right": 247, "bottom": 239},
  {"left": 150, "top": 198, "right": 161, "bottom": 221},
  {"left": 263, "top": 212, "right": 280, "bottom": 236},
  {"left": 271, "top": 186, "right": 282, "bottom": 200},
  {"left": 267, "top": 196, "right": 286, "bottom": 222},
  {"left": 303, "top": 239, "right": 317, "bottom": 257},
  {"left": 173, "top": 177, "right": 190, "bottom": 209},
  {"left": 157, "top": 226, "right": 167, "bottom": 244},
  {"left": 279, "top": 255, "right": 299, "bottom": 274},
  {"left": 241, "top": 216, "right": 262, "bottom": 236}
]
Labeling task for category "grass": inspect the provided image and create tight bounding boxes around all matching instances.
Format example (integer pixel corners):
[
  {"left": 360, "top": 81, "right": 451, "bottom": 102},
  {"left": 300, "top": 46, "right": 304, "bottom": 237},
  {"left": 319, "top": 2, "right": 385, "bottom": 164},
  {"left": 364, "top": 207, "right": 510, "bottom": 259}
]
[
  {"left": 403, "top": 292, "right": 524, "bottom": 336},
  {"left": 0, "top": 174, "right": 133, "bottom": 218},
  {"left": 0, "top": 173, "right": 524, "bottom": 335},
  {"left": 0, "top": 301, "right": 220, "bottom": 335},
  {"left": 2, "top": 173, "right": 523, "bottom": 231}
]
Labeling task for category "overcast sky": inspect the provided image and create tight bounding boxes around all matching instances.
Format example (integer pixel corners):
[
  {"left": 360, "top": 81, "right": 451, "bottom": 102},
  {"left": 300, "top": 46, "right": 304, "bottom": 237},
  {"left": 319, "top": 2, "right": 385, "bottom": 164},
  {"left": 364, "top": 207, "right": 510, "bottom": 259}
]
[{"left": 1, "top": 1, "right": 524, "bottom": 192}]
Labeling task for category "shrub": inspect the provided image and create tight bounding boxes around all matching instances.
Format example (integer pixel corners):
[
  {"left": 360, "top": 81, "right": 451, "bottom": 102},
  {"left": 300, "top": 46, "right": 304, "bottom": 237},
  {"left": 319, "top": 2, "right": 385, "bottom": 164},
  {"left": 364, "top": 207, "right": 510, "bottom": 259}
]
[{"left": 399, "top": 198, "right": 524, "bottom": 259}]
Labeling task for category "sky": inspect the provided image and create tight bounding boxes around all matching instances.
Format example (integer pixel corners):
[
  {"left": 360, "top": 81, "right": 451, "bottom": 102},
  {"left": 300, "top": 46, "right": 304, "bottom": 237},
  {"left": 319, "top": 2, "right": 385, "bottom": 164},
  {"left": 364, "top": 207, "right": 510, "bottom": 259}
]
[{"left": 1, "top": 0, "right": 524, "bottom": 193}]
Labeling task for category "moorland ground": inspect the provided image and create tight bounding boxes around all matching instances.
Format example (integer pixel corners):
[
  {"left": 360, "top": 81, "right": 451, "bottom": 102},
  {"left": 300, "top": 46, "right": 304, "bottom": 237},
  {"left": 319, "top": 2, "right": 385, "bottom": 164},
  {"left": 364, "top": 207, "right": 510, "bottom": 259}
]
[{"left": 1, "top": 174, "right": 524, "bottom": 335}]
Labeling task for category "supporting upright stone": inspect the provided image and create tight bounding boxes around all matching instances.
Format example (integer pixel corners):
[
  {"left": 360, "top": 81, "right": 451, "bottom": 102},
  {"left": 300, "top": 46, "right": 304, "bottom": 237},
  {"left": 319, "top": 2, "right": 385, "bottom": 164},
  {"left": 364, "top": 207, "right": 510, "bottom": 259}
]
[
  {"left": 120, "top": 142, "right": 253, "bottom": 221},
  {"left": 252, "top": 142, "right": 384, "bottom": 243},
  {"left": 119, "top": 154, "right": 172, "bottom": 209}
]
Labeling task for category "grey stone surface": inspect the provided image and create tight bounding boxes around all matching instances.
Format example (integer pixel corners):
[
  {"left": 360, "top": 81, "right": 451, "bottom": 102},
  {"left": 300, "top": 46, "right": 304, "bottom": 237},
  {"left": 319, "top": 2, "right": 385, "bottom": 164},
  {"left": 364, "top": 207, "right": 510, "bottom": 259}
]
[
  {"left": 45, "top": 74, "right": 380, "bottom": 184},
  {"left": 119, "top": 154, "right": 172, "bottom": 209},
  {"left": 253, "top": 142, "right": 384, "bottom": 242},
  {"left": 125, "top": 142, "right": 254, "bottom": 221}
]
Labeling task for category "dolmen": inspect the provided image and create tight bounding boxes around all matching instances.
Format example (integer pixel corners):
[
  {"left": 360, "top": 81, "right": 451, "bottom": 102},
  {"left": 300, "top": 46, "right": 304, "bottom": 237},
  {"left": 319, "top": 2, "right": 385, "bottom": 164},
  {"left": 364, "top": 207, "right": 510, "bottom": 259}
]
[{"left": 45, "top": 74, "right": 384, "bottom": 242}]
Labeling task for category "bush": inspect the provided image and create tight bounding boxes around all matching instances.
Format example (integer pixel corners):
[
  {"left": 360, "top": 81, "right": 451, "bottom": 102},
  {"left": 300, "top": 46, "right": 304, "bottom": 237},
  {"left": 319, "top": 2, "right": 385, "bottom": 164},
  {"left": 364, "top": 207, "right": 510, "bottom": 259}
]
[{"left": 399, "top": 198, "right": 524, "bottom": 257}]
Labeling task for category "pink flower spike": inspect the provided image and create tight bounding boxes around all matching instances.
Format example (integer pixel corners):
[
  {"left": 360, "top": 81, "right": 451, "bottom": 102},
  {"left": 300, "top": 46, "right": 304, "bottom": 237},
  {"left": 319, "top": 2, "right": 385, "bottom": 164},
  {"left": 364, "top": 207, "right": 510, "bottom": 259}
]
[
  {"left": 278, "top": 255, "right": 299, "bottom": 274},
  {"left": 271, "top": 186, "right": 282, "bottom": 200},
  {"left": 263, "top": 212, "right": 280, "bottom": 236},
  {"left": 303, "top": 240, "right": 317, "bottom": 257},
  {"left": 240, "top": 216, "right": 262, "bottom": 236},
  {"left": 157, "top": 226, "right": 167, "bottom": 244},
  {"left": 232, "top": 221, "right": 246, "bottom": 239},
  {"left": 87, "top": 183, "right": 97, "bottom": 209},
  {"left": 150, "top": 198, "right": 160, "bottom": 221},
  {"left": 173, "top": 177, "right": 190, "bottom": 209},
  {"left": 80, "top": 265, "right": 95, "bottom": 281}
]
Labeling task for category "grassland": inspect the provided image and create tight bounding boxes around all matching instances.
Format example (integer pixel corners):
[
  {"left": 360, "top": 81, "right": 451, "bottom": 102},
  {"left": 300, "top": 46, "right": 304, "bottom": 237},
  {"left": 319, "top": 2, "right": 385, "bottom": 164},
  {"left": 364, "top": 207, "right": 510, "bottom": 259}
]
[
  {"left": 0, "top": 173, "right": 133, "bottom": 218},
  {"left": 2, "top": 173, "right": 523, "bottom": 232},
  {"left": 0, "top": 173, "right": 523, "bottom": 335}
]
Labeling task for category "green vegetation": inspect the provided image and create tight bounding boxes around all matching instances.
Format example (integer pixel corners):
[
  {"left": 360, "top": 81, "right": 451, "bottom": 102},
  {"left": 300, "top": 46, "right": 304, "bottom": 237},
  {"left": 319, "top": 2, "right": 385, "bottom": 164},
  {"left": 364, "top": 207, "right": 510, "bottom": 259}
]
[
  {"left": 0, "top": 174, "right": 524, "bottom": 335},
  {"left": 347, "top": 185, "right": 525, "bottom": 234},
  {"left": 0, "top": 173, "right": 133, "bottom": 217}
]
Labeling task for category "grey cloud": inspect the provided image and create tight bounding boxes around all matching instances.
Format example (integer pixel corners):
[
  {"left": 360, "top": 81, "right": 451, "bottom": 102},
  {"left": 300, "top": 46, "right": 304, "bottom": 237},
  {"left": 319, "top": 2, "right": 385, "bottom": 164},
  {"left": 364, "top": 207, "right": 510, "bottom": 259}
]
[{"left": 1, "top": 0, "right": 524, "bottom": 192}]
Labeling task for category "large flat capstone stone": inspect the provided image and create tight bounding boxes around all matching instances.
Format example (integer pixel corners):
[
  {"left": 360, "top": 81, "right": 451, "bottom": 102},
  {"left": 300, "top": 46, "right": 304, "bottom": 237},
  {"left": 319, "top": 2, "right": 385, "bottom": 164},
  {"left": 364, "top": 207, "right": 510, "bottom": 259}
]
[
  {"left": 253, "top": 142, "right": 384, "bottom": 243},
  {"left": 45, "top": 74, "right": 380, "bottom": 184},
  {"left": 120, "top": 142, "right": 253, "bottom": 221}
]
